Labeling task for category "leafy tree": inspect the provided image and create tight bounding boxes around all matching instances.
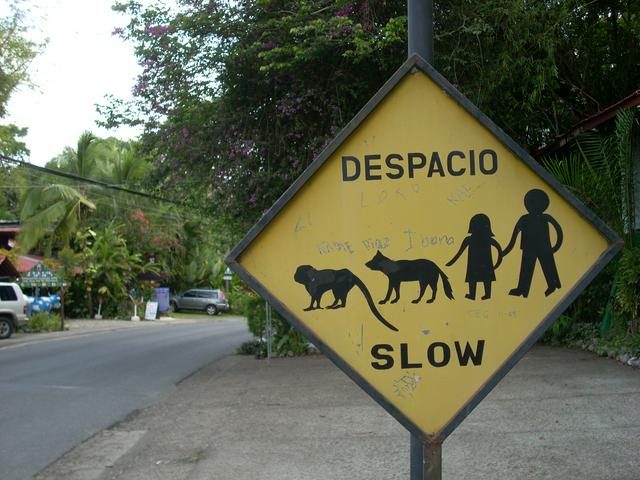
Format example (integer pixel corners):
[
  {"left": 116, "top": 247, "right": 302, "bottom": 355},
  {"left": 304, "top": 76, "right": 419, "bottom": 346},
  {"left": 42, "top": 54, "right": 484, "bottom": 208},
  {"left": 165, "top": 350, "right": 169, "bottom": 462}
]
[
  {"left": 0, "top": 0, "right": 40, "bottom": 218},
  {"left": 104, "top": 0, "right": 640, "bottom": 232},
  {"left": 555, "top": 0, "right": 640, "bottom": 118},
  {"left": 121, "top": 208, "right": 235, "bottom": 293},
  {"left": 0, "top": 123, "right": 28, "bottom": 159},
  {"left": 122, "top": 207, "right": 180, "bottom": 266},
  {"left": 0, "top": 162, "right": 26, "bottom": 219},
  {"left": 104, "top": 0, "right": 407, "bottom": 229},
  {"left": 0, "top": 0, "right": 40, "bottom": 160}
]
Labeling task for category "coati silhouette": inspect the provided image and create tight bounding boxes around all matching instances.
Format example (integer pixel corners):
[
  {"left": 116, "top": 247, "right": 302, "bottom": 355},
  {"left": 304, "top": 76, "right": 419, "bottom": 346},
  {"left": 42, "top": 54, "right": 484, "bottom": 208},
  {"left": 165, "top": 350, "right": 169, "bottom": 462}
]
[
  {"left": 365, "top": 251, "right": 454, "bottom": 304},
  {"left": 294, "top": 265, "right": 398, "bottom": 332}
]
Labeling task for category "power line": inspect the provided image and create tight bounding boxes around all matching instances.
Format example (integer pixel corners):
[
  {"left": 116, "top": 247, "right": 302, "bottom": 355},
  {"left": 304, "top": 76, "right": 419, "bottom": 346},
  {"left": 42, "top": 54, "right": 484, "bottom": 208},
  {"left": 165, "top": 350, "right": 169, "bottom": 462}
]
[
  {"left": 0, "top": 185, "right": 91, "bottom": 189},
  {"left": 0, "top": 153, "right": 178, "bottom": 205},
  {"left": 0, "top": 154, "right": 216, "bottom": 222},
  {"left": 87, "top": 190, "right": 187, "bottom": 222},
  {"left": 0, "top": 184, "right": 184, "bottom": 220}
]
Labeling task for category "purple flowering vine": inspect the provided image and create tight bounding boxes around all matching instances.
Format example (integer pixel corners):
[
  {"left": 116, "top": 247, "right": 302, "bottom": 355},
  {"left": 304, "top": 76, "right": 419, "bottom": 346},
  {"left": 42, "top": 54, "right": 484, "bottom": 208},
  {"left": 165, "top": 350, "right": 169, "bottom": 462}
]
[
  {"left": 132, "top": 78, "right": 148, "bottom": 96},
  {"left": 335, "top": 5, "right": 354, "bottom": 17},
  {"left": 145, "top": 25, "right": 170, "bottom": 36}
]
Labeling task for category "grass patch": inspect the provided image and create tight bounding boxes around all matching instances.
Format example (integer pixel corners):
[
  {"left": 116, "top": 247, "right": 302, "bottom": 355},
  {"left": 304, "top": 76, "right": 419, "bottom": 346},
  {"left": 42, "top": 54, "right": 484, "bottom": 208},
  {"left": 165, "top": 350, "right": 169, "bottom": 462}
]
[{"left": 26, "top": 312, "right": 63, "bottom": 333}]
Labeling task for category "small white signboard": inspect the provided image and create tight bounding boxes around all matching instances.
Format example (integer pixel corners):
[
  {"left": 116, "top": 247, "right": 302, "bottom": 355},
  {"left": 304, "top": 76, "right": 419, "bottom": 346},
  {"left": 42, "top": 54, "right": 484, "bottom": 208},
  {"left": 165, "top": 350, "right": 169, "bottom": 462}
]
[{"left": 144, "top": 301, "right": 159, "bottom": 320}]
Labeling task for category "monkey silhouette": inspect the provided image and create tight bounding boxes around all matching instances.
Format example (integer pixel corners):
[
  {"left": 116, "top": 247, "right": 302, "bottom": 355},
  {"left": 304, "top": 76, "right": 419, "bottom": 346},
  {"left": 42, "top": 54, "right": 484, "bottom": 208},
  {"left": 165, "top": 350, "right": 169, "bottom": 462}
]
[
  {"left": 365, "top": 251, "right": 454, "bottom": 304},
  {"left": 294, "top": 265, "right": 398, "bottom": 332}
]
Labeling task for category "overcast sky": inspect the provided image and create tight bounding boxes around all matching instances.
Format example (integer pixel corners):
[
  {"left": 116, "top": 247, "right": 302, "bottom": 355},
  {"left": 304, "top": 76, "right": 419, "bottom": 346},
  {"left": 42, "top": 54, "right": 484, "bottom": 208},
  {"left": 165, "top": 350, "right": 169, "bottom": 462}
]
[{"left": 6, "top": 0, "right": 142, "bottom": 166}]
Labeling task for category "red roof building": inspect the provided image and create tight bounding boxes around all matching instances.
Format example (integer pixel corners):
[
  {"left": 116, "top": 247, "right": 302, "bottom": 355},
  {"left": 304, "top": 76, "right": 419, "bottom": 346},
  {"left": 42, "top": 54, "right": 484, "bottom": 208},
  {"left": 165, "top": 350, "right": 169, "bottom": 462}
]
[
  {"left": 16, "top": 255, "right": 46, "bottom": 274},
  {"left": 0, "top": 255, "right": 19, "bottom": 280},
  {"left": 0, "top": 221, "right": 20, "bottom": 250}
]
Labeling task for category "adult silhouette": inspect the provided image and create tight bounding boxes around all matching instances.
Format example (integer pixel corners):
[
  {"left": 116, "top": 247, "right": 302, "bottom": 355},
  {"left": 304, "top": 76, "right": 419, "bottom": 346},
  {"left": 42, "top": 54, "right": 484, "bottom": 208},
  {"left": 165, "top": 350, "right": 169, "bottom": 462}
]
[{"left": 502, "top": 189, "right": 563, "bottom": 297}]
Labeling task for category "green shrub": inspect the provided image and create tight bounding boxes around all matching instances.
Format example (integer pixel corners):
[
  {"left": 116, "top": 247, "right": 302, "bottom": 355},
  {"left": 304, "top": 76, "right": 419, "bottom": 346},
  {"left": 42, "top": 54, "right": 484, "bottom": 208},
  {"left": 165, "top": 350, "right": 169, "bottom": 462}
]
[
  {"left": 606, "top": 332, "right": 640, "bottom": 356},
  {"left": 239, "top": 292, "right": 308, "bottom": 357},
  {"left": 243, "top": 294, "right": 267, "bottom": 338},
  {"left": 544, "top": 318, "right": 640, "bottom": 358},
  {"left": 542, "top": 314, "right": 575, "bottom": 346},
  {"left": 237, "top": 339, "right": 262, "bottom": 355},
  {"left": 564, "top": 322, "right": 598, "bottom": 344},
  {"left": 614, "top": 246, "right": 640, "bottom": 334},
  {"left": 27, "top": 312, "right": 62, "bottom": 333}
]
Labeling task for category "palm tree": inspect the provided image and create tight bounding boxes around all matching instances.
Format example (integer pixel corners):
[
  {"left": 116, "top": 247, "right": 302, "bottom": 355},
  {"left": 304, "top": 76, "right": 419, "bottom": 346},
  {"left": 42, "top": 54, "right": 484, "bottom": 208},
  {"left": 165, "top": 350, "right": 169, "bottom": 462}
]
[
  {"left": 18, "top": 184, "right": 96, "bottom": 254},
  {"left": 543, "top": 108, "right": 636, "bottom": 243},
  {"left": 49, "top": 131, "right": 101, "bottom": 177},
  {"left": 100, "top": 139, "right": 150, "bottom": 187},
  {"left": 88, "top": 139, "right": 154, "bottom": 225},
  {"left": 18, "top": 132, "right": 107, "bottom": 254},
  {"left": 544, "top": 108, "right": 639, "bottom": 335}
]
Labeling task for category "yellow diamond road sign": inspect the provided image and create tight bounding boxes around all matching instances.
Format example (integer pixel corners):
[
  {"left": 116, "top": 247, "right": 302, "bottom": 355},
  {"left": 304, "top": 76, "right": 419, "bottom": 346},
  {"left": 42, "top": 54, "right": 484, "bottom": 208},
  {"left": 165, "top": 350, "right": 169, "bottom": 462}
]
[{"left": 227, "top": 56, "right": 622, "bottom": 442}]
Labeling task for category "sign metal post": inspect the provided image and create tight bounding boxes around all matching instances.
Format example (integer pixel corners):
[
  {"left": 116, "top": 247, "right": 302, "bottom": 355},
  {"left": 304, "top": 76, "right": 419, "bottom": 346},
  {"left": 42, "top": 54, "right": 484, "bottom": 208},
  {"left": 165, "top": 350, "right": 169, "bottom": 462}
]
[
  {"left": 408, "top": 0, "right": 433, "bottom": 63},
  {"left": 408, "top": 1, "right": 436, "bottom": 477},
  {"left": 223, "top": 267, "right": 233, "bottom": 293},
  {"left": 266, "top": 302, "right": 273, "bottom": 363}
]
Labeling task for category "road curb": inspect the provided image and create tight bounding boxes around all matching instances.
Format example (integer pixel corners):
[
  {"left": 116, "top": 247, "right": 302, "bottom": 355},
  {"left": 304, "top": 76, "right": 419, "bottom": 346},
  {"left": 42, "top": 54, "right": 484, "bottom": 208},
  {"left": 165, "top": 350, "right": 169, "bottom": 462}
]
[{"left": 0, "top": 318, "right": 200, "bottom": 350}]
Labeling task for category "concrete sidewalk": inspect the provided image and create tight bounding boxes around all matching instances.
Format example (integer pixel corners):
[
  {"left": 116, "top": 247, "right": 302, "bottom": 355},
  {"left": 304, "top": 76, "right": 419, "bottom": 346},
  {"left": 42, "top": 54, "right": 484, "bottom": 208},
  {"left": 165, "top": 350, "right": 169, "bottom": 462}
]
[{"left": 37, "top": 346, "right": 639, "bottom": 480}]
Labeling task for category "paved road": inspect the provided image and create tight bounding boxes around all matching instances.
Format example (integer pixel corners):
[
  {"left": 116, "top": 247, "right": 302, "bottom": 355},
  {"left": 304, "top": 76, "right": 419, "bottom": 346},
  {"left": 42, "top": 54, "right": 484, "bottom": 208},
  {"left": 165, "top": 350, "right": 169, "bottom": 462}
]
[{"left": 0, "top": 319, "right": 250, "bottom": 480}]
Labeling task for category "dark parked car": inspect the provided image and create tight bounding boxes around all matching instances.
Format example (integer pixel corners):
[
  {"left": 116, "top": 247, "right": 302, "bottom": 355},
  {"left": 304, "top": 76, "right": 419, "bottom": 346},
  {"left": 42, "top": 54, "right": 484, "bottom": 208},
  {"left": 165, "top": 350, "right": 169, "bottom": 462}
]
[{"left": 170, "top": 289, "right": 229, "bottom": 316}]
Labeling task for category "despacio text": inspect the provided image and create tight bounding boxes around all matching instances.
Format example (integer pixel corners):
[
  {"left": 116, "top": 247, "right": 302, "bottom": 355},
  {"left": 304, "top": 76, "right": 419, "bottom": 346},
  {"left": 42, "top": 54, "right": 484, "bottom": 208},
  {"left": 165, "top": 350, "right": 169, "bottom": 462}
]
[{"left": 341, "top": 149, "right": 499, "bottom": 181}]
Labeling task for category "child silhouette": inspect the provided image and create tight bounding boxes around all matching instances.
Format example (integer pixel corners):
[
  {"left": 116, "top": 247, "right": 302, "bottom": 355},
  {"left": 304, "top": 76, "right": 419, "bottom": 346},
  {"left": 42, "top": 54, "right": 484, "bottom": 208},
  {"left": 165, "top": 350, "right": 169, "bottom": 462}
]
[
  {"left": 447, "top": 213, "right": 503, "bottom": 300},
  {"left": 502, "top": 189, "right": 563, "bottom": 297}
]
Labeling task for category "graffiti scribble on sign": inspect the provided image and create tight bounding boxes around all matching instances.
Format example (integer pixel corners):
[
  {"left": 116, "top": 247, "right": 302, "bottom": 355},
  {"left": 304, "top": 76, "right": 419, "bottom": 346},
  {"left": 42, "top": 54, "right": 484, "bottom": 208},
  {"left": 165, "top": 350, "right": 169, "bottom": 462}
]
[{"left": 394, "top": 374, "right": 421, "bottom": 398}]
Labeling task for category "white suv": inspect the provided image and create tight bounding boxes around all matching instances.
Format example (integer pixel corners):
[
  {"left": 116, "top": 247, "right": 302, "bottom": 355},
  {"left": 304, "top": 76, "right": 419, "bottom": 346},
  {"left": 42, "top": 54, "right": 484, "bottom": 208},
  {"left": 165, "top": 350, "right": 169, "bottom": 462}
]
[{"left": 0, "top": 282, "right": 29, "bottom": 339}]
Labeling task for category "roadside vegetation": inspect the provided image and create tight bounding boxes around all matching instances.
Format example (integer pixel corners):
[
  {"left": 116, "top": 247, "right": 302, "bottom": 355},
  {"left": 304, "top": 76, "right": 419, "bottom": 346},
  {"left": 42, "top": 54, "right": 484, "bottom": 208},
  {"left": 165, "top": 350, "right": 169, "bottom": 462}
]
[
  {"left": 1, "top": 1, "right": 640, "bottom": 358},
  {"left": 237, "top": 294, "right": 309, "bottom": 357},
  {"left": 25, "top": 312, "right": 62, "bottom": 333},
  {"left": 543, "top": 109, "right": 640, "bottom": 365}
]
